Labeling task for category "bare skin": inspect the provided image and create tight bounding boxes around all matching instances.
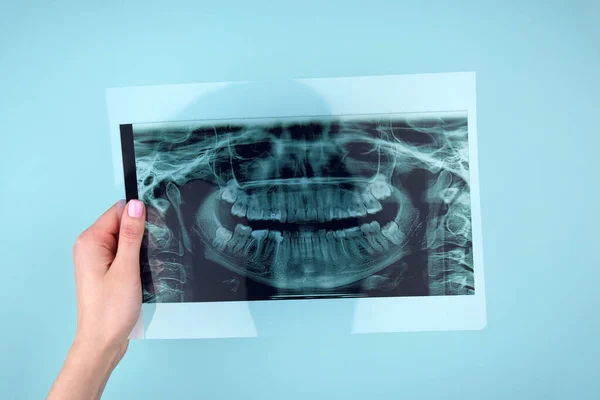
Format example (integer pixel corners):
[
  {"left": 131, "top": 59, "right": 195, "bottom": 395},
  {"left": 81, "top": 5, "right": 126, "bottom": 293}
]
[{"left": 47, "top": 200, "right": 146, "bottom": 400}]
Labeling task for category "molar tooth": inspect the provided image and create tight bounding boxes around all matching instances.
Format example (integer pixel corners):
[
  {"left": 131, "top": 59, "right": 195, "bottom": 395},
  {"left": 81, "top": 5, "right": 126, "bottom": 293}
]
[
  {"left": 306, "top": 192, "right": 318, "bottom": 221},
  {"left": 234, "top": 223, "right": 252, "bottom": 237},
  {"left": 246, "top": 229, "right": 269, "bottom": 262},
  {"left": 231, "top": 197, "right": 248, "bottom": 217},
  {"left": 229, "top": 224, "right": 251, "bottom": 253},
  {"left": 345, "top": 233, "right": 371, "bottom": 258},
  {"left": 251, "top": 229, "right": 269, "bottom": 240},
  {"left": 333, "top": 229, "right": 346, "bottom": 239},
  {"left": 360, "top": 223, "right": 374, "bottom": 234},
  {"left": 220, "top": 180, "right": 239, "bottom": 203},
  {"left": 362, "top": 223, "right": 384, "bottom": 252},
  {"left": 344, "top": 227, "right": 361, "bottom": 238},
  {"left": 221, "top": 188, "right": 238, "bottom": 204},
  {"left": 247, "top": 196, "right": 263, "bottom": 221},
  {"left": 374, "top": 232, "right": 390, "bottom": 252},
  {"left": 362, "top": 192, "right": 383, "bottom": 214},
  {"left": 369, "top": 221, "right": 381, "bottom": 231},
  {"left": 381, "top": 221, "right": 404, "bottom": 245},
  {"left": 369, "top": 180, "right": 392, "bottom": 200},
  {"left": 213, "top": 226, "right": 233, "bottom": 250}
]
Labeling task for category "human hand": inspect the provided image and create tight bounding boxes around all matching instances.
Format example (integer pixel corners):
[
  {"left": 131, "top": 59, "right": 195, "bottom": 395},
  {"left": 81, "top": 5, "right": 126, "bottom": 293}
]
[
  {"left": 48, "top": 199, "right": 146, "bottom": 400},
  {"left": 72, "top": 199, "right": 146, "bottom": 354}
]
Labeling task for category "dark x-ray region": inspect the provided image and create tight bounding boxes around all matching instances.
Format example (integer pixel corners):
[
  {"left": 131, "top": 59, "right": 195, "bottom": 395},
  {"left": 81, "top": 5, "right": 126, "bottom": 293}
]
[{"left": 120, "top": 112, "right": 475, "bottom": 303}]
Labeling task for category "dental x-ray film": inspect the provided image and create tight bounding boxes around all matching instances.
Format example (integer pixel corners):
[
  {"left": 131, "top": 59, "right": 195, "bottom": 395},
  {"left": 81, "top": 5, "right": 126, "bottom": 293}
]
[{"left": 109, "top": 73, "right": 486, "bottom": 339}]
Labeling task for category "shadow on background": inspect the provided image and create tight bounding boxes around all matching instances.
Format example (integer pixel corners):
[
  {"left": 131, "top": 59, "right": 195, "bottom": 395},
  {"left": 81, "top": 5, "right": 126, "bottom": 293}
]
[{"left": 142, "top": 79, "right": 359, "bottom": 337}]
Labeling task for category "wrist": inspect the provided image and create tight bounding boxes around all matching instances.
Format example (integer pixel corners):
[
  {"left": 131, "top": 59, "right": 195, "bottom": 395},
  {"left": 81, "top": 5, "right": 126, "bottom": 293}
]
[{"left": 71, "top": 332, "right": 127, "bottom": 370}]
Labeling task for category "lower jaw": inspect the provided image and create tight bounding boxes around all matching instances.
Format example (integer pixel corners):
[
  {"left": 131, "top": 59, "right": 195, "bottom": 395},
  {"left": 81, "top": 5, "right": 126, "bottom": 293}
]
[{"left": 194, "top": 189, "right": 414, "bottom": 291}]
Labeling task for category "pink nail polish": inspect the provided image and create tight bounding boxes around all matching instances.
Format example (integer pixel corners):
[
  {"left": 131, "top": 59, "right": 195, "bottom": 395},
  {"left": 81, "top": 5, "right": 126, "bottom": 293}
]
[{"left": 128, "top": 200, "right": 144, "bottom": 218}]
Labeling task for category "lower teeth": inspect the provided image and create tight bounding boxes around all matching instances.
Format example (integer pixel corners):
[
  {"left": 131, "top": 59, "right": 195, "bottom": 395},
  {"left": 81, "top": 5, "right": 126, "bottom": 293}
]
[{"left": 214, "top": 219, "right": 400, "bottom": 266}]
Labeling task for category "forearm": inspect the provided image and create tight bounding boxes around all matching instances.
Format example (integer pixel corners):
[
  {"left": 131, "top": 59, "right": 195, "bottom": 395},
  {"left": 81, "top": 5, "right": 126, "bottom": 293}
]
[{"left": 47, "top": 337, "right": 125, "bottom": 400}]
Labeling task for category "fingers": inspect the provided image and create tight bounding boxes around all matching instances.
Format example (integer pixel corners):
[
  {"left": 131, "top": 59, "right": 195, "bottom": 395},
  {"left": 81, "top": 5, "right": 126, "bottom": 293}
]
[
  {"left": 114, "top": 200, "right": 146, "bottom": 268},
  {"left": 73, "top": 201, "right": 125, "bottom": 272},
  {"left": 87, "top": 201, "right": 123, "bottom": 237}
]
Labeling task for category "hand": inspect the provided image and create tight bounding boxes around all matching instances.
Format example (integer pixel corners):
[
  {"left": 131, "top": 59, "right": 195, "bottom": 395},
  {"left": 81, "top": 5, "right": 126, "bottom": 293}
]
[{"left": 48, "top": 200, "right": 146, "bottom": 400}]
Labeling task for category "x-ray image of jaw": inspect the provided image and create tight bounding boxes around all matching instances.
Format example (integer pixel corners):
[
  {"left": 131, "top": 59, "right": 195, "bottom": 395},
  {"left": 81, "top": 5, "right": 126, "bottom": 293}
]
[{"left": 128, "top": 112, "right": 474, "bottom": 303}]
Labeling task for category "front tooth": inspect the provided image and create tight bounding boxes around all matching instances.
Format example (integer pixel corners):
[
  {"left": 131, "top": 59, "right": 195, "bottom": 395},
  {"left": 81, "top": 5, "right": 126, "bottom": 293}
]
[
  {"left": 287, "top": 192, "right": 297, "bottom": 223},
  {"left": 231, "top": 197, "right": 248, "bottom": 217},
  {"left": 362, "top": 192, "right": 383, "bottom": 214},
  {"left": 306, "top": 192, "right": 318, "bottom": 221},
  {"left": 221, "top": 181, "right": 239, "bottom": 204},
  {"left": 381, "top": 221, "right": 404, "bottom": 245},
  {"left": 369, "top": 181, "right": 392, "bottom": 200},
  {"left": 295, "top": 191, "right": 307, "bottom": 222}
]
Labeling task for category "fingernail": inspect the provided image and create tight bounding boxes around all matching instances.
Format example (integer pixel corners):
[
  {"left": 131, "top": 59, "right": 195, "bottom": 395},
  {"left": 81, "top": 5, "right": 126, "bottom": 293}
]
[{"left": 128, "top": 200, "right": 144, "bottom": 218}]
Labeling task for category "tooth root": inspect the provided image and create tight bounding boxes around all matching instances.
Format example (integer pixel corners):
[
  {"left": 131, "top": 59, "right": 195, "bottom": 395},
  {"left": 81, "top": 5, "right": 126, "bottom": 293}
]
[
  {"left": 375, "top": 232, "right": 390, "bottom": 252},
  {"left": 324, "top": 231, "right": 340, "bottom": 266},
  {"left": 299, "top": 232, "right": 312, "bottom": 259},
  {"left": 346, "top": 234, "right": 371, "bottom": 258},
  {"left": 366, "top": 234, "right": 384, "bottom": 252},
  {"left": 382, "top": 221, "right": 404, "bottom": 245},
  {"left": 317, "top": 230, "right": 330, "bottom": 263},
  {"left": 246, "top": 229, "right": 269, "bottom": 262},
  {"left": 369, "top": 181, "right": 392, "bottom": 200},
  {"left": 228, "top": 225, "right": 251, "bottom": 253},
  {"left": 273, "top": 232, "right": 289, "bottom": 281},
  {"left": 290, "top": 232, "right": 300, "bottom": 260}
]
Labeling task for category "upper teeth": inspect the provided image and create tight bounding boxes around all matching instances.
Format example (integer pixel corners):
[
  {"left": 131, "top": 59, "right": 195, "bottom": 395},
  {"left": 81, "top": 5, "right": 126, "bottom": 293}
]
[
  {"left": 369, "top": 181, "right": 392, "bottom": 200},
  {"left": 221, "top": 183, "right": 393, "bottom": 223}
]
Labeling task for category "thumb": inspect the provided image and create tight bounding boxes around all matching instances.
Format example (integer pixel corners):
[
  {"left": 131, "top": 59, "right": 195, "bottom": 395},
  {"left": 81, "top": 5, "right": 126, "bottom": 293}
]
[{"left": 115, "top": 199, "right": 146, "bottom": 267}]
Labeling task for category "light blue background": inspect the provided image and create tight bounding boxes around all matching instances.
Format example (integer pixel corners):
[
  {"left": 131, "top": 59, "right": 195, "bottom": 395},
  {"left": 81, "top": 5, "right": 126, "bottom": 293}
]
[{"left": 1, "top": 1, "right": 598, "bottom": 398}]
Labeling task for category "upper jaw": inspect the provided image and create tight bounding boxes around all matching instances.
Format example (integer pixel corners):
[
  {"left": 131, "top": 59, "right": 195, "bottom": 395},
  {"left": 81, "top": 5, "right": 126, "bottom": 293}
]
[{"left": 220, "top": 175, "right": 393, "bottom": 224}]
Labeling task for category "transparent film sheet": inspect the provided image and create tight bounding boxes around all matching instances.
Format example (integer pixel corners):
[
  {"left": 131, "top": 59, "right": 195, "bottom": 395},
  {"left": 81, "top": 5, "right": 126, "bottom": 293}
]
[{"left": 107, "top": 73, "right": 486, "bottom": 339}]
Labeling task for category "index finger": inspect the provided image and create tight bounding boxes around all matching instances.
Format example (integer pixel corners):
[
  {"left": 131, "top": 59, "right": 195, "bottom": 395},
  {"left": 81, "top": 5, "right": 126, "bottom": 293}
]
[{"left": 87, "top": 200, "right": 125, "bottom": 237}]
